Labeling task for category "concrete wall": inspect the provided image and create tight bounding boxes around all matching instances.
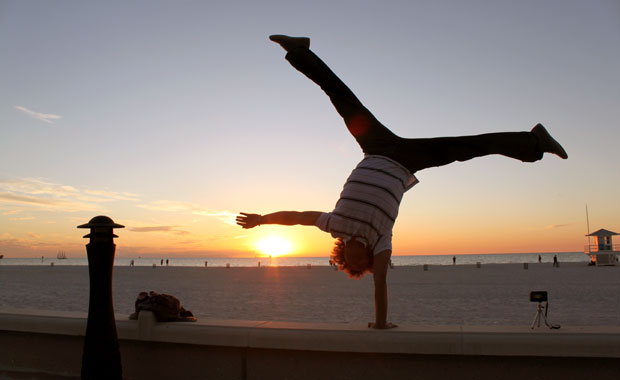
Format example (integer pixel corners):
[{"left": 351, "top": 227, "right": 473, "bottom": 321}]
[{"left": 1, "top": 309, "right": 620, "bottom": 380}]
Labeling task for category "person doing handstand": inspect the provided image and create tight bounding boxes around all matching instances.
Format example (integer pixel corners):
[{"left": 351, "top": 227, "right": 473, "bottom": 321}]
[{"left": 236, "top": 35, "right": 568, "bottom": 329}]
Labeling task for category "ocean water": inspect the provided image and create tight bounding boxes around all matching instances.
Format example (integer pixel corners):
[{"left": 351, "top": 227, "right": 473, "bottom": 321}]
[{"left": 0, "top": 251, "right": 588, "bottom": 267}]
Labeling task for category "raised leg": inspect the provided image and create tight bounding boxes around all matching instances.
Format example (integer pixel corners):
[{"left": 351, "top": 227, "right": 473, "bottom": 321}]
[
  {"left": 270, "top": 36, "right": 568, "bottom": 171},
  {"left": 396, "top": 131, "right": 539, "bottom": 172},
  {"left": 394, "top": 124, "right": 567, "bottom": 173},
  {"left": 270, "top": 35, "right": 398, "bottom": 154}
]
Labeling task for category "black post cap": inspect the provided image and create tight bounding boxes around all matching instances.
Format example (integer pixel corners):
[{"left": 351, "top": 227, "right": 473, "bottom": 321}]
[{"left": 77, "top": 216, "right": 124, "bottom": 238}]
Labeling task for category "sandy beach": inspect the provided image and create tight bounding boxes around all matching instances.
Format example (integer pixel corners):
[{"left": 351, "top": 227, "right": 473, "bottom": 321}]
[{"left": 1, "top": 262, "right": 619, "bottom": 326}]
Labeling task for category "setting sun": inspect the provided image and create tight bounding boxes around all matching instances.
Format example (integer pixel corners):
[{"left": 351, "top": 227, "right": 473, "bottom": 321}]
[{"left": 256, "top": 236, "right": 293, "bottom": 257}]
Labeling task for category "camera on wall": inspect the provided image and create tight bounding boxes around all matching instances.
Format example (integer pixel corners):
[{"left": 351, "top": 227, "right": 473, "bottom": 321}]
[
  {"left": 530, "top": 290, "right": 560, "bottom": 329},
  {"left": 530, "top": 291, "right": 548, "bottom": 303}
]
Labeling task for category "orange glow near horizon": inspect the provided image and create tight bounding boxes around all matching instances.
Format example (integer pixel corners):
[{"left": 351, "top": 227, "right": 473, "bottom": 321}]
[{"left": 255, "top": 235, "right": 294, "bottom": 257}]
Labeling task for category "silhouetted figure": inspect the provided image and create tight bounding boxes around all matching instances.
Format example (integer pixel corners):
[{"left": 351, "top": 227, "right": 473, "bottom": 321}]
[
  {"left": 538, "top": 255, "right": 542, "bottom": 263},
  {"left": 453, "top": 256, "right": 456, "bottom": 265},
  {"left": 166, "top": 259, "right": 169, "bottom": 266},
  {"left": 237, "top": 35, "right": 568, "bottom": 329},
  {"left": 553, "top": 255, "right": 559, "bottom": 267}
]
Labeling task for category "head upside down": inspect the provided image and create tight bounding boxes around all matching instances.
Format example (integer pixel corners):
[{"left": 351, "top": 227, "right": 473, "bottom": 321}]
[{"left": 330, "top": 237, "right": 374, "bottom": 278}]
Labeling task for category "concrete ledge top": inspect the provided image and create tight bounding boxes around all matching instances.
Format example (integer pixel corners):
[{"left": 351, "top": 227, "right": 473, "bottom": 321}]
[{"left": 2, "top": 308, "right": 620, "bottom": 358}]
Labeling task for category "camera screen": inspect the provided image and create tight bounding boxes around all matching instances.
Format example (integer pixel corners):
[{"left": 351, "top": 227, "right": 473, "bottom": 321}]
[{"left": 530, "top": 291, "right": 548, "bottom": 302}]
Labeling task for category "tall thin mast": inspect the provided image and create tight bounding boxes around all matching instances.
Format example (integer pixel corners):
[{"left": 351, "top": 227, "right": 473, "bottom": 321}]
[{"left": 586, "top": 204, "right": 591, "bottom": 251}]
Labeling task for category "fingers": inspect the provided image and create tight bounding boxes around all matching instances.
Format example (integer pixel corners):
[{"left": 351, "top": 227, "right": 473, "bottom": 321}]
[
  {"left": 236, "top": 213, "right": 252, "bottom": 220},
  {"left": 235, "top": 213, "right": 248, "bottom": 227},
  {"left": 236, "top": 212, "right": 255, "bottom": 229}
]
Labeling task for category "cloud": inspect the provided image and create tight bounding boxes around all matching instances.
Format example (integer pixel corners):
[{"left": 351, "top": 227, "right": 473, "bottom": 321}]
[
  {"left": 138, "top": 201, "right": 237, "bottom": 225},
  {"left": 14, "top": 105, "right": 63, "bottom": 124},
  {"left": 197, "top": 211, "right": 238, "bottom": 225},
  {"left": 9, "top": 216, "right": 35, "bottom": 221},
  {"left": 138, "top": 200, "right": 198, "bottom": 213},
  {"left": 128, "top": 226, "right": 189, "bottom": 235},
  {"left": 0, "top": 192, "right": 62, "bottom": 205},
  {"left": 2, "top": 209, "right": 22, "bottom": 215},
  {"left": 83, "top": 189, "right": 139, "bottom": 202},
  {"left": 546, "top": 224, "right": 571, "bottom": 229},
  {"left": 130, "top": 226, "right": 176, "bottom": 233},
  {"left": 0, "top": 192, "right": 93, "bottom": 212},
  {"left": 0, "top": 233, "right": 79, "bottom": 255},
  {"left": 0, "top": 177, "right": 140, "bottom": 212}
]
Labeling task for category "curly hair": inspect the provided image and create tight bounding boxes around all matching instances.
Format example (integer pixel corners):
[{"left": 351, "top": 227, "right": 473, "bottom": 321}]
[{"left": 330, "top": 238, "right": 373, "bottom": 278}]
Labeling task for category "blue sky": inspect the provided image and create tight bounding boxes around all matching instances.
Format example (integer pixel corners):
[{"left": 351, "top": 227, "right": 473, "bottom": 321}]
[{"left": 1, "top": 0, "right": 619, "bottom": 257}]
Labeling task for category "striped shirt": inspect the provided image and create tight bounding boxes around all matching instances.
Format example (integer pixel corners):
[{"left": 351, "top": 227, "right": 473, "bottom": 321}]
[{"left": 315, "top": 155, "right": 419, "bottom": 255}]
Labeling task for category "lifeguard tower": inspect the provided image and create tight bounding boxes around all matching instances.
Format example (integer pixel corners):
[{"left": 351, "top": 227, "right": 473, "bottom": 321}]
[{"left": 585, "top": 229, "right": 619, "bottom": 266}]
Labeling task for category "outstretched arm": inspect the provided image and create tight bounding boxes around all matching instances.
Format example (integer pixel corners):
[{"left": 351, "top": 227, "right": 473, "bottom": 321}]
[
  {"left": 369, "top": 250, "right": 397, "bottom": 329},
  {"left": 236, "top": 211, "right": 322, "bottom": 229}
]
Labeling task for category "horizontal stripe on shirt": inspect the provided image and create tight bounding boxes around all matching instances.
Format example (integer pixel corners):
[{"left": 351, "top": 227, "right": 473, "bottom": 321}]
[{"left": 315, "top": 155, "right": 418, "bottom": 255}]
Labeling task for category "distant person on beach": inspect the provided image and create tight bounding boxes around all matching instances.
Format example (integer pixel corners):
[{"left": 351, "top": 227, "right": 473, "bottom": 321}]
[
  {"left": 453, "top": 256, "right": 456, "bottom": 265},
  {"left": 237, "top": 35, "right": 568, "bottom": 329}
]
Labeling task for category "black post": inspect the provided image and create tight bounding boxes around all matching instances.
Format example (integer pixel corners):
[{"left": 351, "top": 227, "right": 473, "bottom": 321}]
[{"left": 78, "top": 215, "right": 124, "bottom": 380}]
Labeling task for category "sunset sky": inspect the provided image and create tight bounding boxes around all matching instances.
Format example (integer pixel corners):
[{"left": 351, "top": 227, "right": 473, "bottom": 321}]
[{"left": 1, "top": 0, "right": 619, "bottom": 258}]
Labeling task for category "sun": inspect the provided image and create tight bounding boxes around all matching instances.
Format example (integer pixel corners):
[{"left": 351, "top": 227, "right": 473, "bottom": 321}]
[{"left": 256, "top": 236, "right": 293, "bottom": 257}]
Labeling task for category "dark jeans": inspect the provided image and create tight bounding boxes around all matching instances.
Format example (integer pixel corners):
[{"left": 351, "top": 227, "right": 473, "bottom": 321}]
[{"left": 284, "top": 48, "right": 543, "bottom": 173}]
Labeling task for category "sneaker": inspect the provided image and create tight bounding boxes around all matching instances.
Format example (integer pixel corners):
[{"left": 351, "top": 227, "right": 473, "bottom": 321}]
[
  {"left": 269, "top": 35, "right": 310, "bottom": 51},
  {"left": 531, "top": 123, "right": 568, "bottom": 159}
]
